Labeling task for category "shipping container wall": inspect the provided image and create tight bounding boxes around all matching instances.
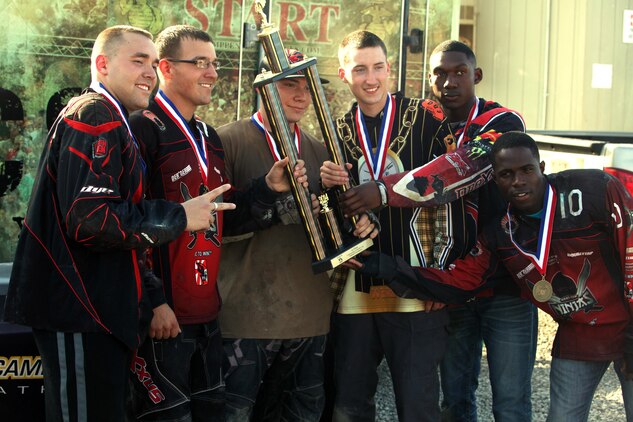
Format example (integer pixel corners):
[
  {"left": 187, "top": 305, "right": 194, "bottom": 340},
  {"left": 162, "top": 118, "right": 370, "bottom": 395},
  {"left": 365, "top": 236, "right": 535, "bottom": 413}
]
[{"left": 474, "top": 0, "right": 633, "bottom": 132}]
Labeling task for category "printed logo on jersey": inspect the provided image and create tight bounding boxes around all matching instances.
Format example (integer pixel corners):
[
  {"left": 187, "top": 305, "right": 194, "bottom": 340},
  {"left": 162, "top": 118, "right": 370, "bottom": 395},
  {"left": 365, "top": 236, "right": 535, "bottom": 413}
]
[
  {"left": 443, "top": 133, "right": 457, "bottom": 152},
  {"left": 567, "top": 251, "right": 594, "bottom": 258},
  {"left": 195, "top": 259, "right": 208, "bottom": 285},
  {"left": 516, "top": 262, "right": 536, "bottom": 279},
  {"left": 92, "top": 138, "right": 107, "bottom": 158},
  {"left": 469, "top": 240, "right": 484, "bottom": 257},
  {"left": 531, "top": 258, "right": 603, "bottom": 318},
  {"left": 420, "top": 99, "right": 445, "bottom": 121},
  {"left": 475, "top": 129, "right": 502, "bottom": 145},
  {"left": 445, "top": 153, "right": 471, "bottom": 177},
  {"left": 142, "top": 110, "right": 166, "bottom": 131},
  {"left": 171, "top": 164, "right": 193, "bottom": 182},
  {"left": 181, "top": 182, "right": 221, "bottom": 249},
  {"left": 80, "top": 185, "right": 114, "bottom": 194},
  {"left": 465, "top": 138, "right": 491, "bottom": 161},
  {"left": 626, "top": 281, "right": 633, "bottom": 303},
  {"left": 130, "top": 355, "right": 165, "bottom": 404},
  {"left": 501, "top": 213, "right": 519, "bottom": 235}
]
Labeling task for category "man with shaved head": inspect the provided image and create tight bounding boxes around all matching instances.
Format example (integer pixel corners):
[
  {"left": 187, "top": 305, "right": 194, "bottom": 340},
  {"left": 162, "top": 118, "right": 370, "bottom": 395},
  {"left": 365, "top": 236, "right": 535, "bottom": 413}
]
[{"left": 3, "top": 25, "right": 224, "bottom": 421}]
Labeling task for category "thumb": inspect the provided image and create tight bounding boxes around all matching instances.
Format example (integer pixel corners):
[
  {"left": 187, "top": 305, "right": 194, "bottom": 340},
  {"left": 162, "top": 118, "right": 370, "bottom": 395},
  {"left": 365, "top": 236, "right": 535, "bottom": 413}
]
[{"left": 275, "top": 157, "right": 289, "bottom": 168}]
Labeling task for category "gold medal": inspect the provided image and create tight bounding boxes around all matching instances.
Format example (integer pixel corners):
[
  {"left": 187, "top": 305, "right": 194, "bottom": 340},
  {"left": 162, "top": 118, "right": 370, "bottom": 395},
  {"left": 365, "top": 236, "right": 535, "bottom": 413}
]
[{"left": 532, "top": 278, "right": 553, "bottom": 302}]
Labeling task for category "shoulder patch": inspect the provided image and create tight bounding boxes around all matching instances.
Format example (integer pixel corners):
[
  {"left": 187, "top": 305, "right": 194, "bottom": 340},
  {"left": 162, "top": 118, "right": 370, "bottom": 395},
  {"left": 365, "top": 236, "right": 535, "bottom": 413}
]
[
  {"left": 420, "top": 99, "right": 445, "bottom": 121},
  {"left": 142, "top": 110, "right": 166, "bottom": 131},
  {"left": 93, "top": 138, "right": 107, "bottom": 158}
]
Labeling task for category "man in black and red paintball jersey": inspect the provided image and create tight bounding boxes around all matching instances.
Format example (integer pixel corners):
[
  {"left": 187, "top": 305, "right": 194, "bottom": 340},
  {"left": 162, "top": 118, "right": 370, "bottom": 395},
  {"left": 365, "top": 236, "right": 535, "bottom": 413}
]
[
  {"left": 3, "top": 25, "right": 228, "bottom": 421},
  {"left": 353, "top": 132, "right": 633, "bottom": 421},
  {"left": 128, "top": 25, "right": 303, "bottom": 421}
]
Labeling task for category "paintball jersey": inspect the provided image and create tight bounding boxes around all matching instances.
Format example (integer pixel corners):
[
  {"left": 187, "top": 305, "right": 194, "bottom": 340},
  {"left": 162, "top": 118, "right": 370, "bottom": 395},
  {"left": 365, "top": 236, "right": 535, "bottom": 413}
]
[
  {"left": 391, "top": 169, "right": 633, "bottom": 362},
  {"left": 130, "top": 95, "right": 279, "bottom": 324}
]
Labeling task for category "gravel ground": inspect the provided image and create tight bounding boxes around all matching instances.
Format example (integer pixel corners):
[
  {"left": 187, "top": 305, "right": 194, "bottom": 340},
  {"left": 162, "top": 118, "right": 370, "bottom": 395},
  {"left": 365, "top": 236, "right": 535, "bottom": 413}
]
[{"left": 375, "top": 310, "right": 627, "bottom": 421}]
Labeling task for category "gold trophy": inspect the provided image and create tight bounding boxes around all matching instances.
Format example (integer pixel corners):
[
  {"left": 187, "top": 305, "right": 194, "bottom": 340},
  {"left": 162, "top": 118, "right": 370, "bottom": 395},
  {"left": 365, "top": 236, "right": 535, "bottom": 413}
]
[{"left": 253, "top": 0, "right": 373, "bottom": 273}]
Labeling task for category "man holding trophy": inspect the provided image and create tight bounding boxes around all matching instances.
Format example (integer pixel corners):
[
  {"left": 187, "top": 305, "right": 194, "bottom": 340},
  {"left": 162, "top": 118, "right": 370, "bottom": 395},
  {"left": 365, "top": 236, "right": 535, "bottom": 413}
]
[
  {"left": 217, "top": 46, "right": 376, "bottom": 420},
  {"left": 320, "top": 30, "right": 476, "bottom": 421}
]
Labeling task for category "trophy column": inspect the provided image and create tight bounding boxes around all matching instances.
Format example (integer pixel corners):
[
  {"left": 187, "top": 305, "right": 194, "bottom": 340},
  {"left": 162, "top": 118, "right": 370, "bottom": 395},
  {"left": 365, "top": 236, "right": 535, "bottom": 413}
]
[{"left": 253, "top": 1, "right": 373, "bottom": 273}]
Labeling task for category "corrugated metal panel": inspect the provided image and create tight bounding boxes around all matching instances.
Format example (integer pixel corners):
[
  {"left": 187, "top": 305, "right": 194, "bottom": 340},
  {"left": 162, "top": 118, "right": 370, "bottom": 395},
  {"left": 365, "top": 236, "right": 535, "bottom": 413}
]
[
  {"left": 473, "top": 0, "right": 633, "bottom": 132},
  {"left": 474, "top": 0, "right": 546, "bottom": 129}
]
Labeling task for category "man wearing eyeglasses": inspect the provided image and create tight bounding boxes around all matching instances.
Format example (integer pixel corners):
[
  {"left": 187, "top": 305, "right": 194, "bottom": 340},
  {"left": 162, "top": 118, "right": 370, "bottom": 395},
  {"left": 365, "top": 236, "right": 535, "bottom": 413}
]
[{"left": 128, "top": 25, "right": 305, "bottom": 421}]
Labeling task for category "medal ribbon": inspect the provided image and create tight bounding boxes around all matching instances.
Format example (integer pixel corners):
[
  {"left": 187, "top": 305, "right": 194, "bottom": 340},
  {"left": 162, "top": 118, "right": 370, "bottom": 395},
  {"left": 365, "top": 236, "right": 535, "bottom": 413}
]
[
  {"left": 355, "top": 94, "right": 395, "bottom": 180},
  {"left": 251, "top": 112, "right": 301, "bottom": 161},
  {"left": 507, "top": 184, "right": 557, "bottom": 278},
  {"left": 455, "top": 96, "right": 480, "bottom": 148},
  {"left": 155, "top": 89, "right": 208, "bottom": 181},
  {"left": 89, "top": 81, "right": 146, "bottom": 172}
]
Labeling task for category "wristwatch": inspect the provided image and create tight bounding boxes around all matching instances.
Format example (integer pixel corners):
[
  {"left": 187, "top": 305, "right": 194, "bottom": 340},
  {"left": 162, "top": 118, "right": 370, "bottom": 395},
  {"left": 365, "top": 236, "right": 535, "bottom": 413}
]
[{"left": 375, "top": 180, "right": 388, "bottom": 207}]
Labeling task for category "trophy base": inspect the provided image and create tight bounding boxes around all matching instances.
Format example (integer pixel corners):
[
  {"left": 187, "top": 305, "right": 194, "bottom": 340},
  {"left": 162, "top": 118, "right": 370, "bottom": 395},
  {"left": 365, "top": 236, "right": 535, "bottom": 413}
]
[{"left": 312, "top": 237, "right": 374, "bottom": 274}]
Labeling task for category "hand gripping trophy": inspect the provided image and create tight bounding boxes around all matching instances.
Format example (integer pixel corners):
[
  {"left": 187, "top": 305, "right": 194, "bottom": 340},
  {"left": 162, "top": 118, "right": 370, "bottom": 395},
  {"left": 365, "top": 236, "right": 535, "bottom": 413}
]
[{"left": 252, "top": 0, "right": 374, "bottom": 273}]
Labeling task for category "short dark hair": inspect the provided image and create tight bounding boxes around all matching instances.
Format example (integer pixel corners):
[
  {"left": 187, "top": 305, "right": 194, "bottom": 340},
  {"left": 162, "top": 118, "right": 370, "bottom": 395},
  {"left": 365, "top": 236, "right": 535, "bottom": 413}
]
[
  {"left": 155, "top": 25, "right": 213, "bottom": 59},
  {"left": 431, "top": 40, "right": 476, "bottom": 67},
  {"left": 491, "top": 132, "right": 540, "bottom": 166},
  {"left": 338, "top": 30, "right": 388, "bottom": 66}
]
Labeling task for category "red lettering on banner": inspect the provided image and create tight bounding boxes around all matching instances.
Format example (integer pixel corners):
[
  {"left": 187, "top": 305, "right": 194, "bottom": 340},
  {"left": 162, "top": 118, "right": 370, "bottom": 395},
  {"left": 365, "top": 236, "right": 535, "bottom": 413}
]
[
  {"left": 310, "top": 4, "right": 339, "bottom": 43},
  {"left": 183, "top": 1, "right": 341, "bottom": 45},
  {"left": 185, "top": 0, "right": 211, "bottom": 31},
  {"left": 279, "top": 2, "right": 307, "bottom": 41},
  {"left": 215, "top": 0, "right": 238, "bottom": 37}
]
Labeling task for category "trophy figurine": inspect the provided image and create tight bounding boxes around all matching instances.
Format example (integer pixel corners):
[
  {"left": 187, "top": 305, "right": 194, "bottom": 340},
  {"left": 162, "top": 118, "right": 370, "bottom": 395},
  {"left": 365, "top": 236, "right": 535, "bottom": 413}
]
[{"left": 252, "top": 0, "right": 374, "bottom": 273}]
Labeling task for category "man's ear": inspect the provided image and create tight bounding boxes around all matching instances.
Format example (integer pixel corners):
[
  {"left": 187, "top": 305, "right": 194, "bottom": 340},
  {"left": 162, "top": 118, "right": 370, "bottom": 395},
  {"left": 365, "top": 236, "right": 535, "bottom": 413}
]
[
  {"left": 540, "top": 160, "right": 546, "bottom": 174},
  {"left": 95, "top": 54, "right": 108, "bottom": 76},
  {"left": 338, "top": 67, "right": 347, "bottom": 84},
  {"left": 158, "top": 59, "right": 172, "bottom": 80},
  {"left": 474, "top": 67, "right": 483, "bottom": 85}
]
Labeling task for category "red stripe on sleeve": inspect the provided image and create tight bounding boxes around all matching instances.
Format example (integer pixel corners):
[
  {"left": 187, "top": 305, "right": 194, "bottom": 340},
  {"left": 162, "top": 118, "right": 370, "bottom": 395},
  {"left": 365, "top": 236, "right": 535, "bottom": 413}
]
[
  {"left": 64, "top": 117, "right": 122, "bottom": 136},
  {"left": 68, "top": 146, "right": 92, "bottom": 166}
]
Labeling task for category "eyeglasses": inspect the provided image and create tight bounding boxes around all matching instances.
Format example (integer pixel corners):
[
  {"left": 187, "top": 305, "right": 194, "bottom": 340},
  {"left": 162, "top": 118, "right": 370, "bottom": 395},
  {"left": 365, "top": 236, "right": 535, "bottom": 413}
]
[{"left": 166, "top": 58, "right": 221, "bottom": 71}]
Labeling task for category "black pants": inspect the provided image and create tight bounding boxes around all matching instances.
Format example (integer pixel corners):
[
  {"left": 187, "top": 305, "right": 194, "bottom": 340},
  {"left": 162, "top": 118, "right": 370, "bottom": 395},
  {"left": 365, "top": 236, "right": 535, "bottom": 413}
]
[
  {"left": 33, "top": 329, "right": 132, "bottom": 422},
  {"left": 130, "top": 320, "right": 225, "bottom": 421},
  {"left": 223, "top": 336, "right": 326, "bottom": 422},
  {"left": 332, "top": 311, "right": 449, "bottom": 422}
]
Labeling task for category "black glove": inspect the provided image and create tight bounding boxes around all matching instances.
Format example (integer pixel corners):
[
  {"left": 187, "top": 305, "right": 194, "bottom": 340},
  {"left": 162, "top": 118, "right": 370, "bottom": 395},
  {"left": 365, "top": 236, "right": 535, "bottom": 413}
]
[
  {"left": 356, "top": 252, "right": 398, "bottom": 281},
  {"left": 358, "top": 253, "right": 434, "bottom": 301}
]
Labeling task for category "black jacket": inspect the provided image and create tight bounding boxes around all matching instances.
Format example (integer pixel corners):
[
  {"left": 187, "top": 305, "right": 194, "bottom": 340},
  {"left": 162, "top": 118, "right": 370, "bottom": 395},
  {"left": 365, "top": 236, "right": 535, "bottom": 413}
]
[{"left": 3, "top": 90, "right": 186, "bottom": 350}]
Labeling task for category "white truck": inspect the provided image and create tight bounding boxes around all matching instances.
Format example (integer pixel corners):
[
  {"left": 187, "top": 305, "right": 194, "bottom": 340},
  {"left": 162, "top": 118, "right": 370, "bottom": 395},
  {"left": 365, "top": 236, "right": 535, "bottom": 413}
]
[{"left": 530, "top": 131, "right": 633, "bottom": 194}]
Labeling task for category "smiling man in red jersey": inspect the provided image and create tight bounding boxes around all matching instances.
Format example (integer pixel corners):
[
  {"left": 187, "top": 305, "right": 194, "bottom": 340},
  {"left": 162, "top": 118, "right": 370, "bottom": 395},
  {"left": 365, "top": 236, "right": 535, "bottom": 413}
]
[{"left": 129, "top": 26, "right": 305, "bottom": 422}]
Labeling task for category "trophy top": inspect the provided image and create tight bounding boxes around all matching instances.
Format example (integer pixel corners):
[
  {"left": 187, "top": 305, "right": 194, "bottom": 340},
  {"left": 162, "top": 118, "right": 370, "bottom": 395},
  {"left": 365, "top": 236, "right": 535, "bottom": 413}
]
[
  {"left": 253, "top": 0, "right": 271, "bottom": 28},
  {"left": 318, "top": 193, "right": 332, "bottom": 213}
]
